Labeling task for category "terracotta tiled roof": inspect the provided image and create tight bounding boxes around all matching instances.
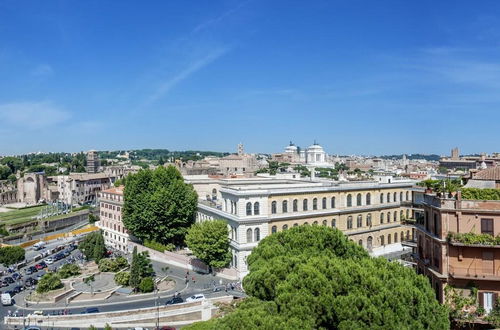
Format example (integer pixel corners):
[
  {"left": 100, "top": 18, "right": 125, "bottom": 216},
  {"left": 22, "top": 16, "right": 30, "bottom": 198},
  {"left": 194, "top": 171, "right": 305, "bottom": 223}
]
[
  {"left": 473, "top": 167, "right": 500, "bottom": 181},
  {"left": 102, "top": 186, "right": 124, "bottom": 195}
]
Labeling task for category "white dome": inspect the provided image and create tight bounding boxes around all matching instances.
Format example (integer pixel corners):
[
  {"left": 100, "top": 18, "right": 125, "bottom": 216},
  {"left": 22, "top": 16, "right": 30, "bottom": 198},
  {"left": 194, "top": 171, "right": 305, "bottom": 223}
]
[{"left": 307, "top": 144, "right": 324, "bottom": 151}]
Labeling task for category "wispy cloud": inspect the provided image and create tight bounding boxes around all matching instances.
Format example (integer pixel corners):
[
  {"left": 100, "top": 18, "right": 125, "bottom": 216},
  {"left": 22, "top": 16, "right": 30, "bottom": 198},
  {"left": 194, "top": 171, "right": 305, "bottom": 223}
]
[
  {"left": 0, "top": 101, "right": 70, "bottom": 130},
  {"left": 31, "top": 64, "right": 54, "bottom": 77},
  {"left": 144, "top": 47, "right": 229, "bottom": 106},
  {"left": 192, "top": 1, "right": 250, "bottom": 34}
]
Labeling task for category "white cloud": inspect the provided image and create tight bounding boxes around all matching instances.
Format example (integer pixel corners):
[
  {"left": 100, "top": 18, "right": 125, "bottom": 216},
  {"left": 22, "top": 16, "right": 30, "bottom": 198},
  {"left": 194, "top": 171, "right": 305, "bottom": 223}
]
[
  {"left": 145, "top": 47, "right": 229, "bottom": 105},
  {"left": 192, "top": 1, "right": 250, "bottom": 34},
  {"left": 0, "top": 101, "right": 70, "bottom": 130},
  {"left": 31, "top": 64, "right": 54, "bottom": 77}
]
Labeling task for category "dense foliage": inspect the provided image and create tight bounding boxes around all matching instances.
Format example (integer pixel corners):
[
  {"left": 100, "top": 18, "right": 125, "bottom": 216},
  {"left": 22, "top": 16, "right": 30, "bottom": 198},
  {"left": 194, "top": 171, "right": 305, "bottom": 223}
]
[
  {"left": 185, "top": 220, "right": 231, "bottom": 270},
  {"left": 144, "top": 240, "right": 174, "bottom": 252},
  {"left": 139, "top": 277, "right": 155, "bottom": 293},
  {"left": 129, "top": 246, "right": 154, "bottom": 291},
  {"left": 37, "top": 273, "right": 63, "bottom": 293},
  {"left": 79, "top": 231, "right": 107, "bottom": 262},
  {"left": 123, "top": 166, "right": 198, "bottom": 246},
  {"left": 114, "top": 271, "right": 131, "bottom": 286},
  {"left": 448, "top": 232, "right": 500, "bottom": 245},
  {"left": 0, "top": 246, "right": 25, "bottom": 266},
  {"left": 58, "top": 264, "right": 80, "bottom": 279},
  {"left": 186, "top": 226, "right": 449, "bottom": 329},
  {"left": 461, "top": 188, "right": 500, "bottom": 200},
  {"left": 98, "top": 256, "right": 129, "bottom": 272}
]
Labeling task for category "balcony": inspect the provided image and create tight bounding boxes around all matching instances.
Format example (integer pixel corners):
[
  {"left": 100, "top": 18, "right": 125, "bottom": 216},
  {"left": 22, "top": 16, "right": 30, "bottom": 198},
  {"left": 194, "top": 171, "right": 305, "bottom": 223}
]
[
  {"left": 447, "top": 232, "right": 500, "bottom": 248},
  {"left": 449, "top": 265, "right": 500, "bottom": 281}
]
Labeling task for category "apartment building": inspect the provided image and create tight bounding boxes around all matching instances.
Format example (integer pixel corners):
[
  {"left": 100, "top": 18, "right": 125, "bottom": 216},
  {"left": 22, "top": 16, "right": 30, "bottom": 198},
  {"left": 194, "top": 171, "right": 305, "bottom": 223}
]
[
  {"left": 190, "top": 176, "right": 416, "bottom": 278},
  {"left": 97, "top": 186, "right": 129, "bottom": 252},
  {"left": 57, "top": 173, "right": 115, "bottom": 205},
  {"left": 416, "top": 191, "right": 500, "bottom": 315}
]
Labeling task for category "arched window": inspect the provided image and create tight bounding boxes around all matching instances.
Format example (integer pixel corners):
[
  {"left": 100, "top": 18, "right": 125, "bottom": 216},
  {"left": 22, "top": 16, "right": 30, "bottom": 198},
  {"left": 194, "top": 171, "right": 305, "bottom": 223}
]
[
  {"left": 406, "top": 209, "right": 410, "bottom": 219},
  {"left": 394, "top": 211, "right": 397, "bottom": 222},
  {"left": 400, "top": 192, "right": 403, "bottom": 202},
  {"left": 313, "top": 221, "right": 318, "bottom": 226},
  {"left": 331, "top": 197, "right": 336, "bottom": 208},
  {"left": 347, "top": 194, "right": 352, "bottom": 207},
  {"left": 212, "top": 188, "right": 217, "bottom": 200},
  {"left": 293, "top": 223, "right": 298, "bottom": 227},
  {"left": 401, "top": 231, "right": 404, "bottom": 241},
  {"left": 380, "top": 212, "right": 384, "bottom": 224},
  {"left": 322, "top": 197, "right": 327, "bottom": 209},
  {"left": 313, "top": 198, "right": 318, "bottom": 210},
  {"left": 246, "top": 202, "right": 252, "bottom": 216},
  {"left": 356, "top": 193, "right": 362, "bottom": 206},
  {"left": 357, "top": 214, "right": 362, "bottom": 228},
  {"left": 347, "top": 216, "right": 353, "bottom": 229},
  {"left": 366, "top": 193, "right": 371, "bottom": 205},
  {"left": 304, "top": 222, "right": 309, "bottom": 226},
  {"left": 246, "top": 228, "right": 253, "bottom": 243},
  {"left": 387, "top": 193, "right": 391, "bottom": 203},
  {"left": 394, "top": 232, "right": 398, "bottom": 243},
  {"left": 367, "top": 213, "right": 372, "bottom": 227},
  {"left": 400, "top": 210, "right": 404, "bottom": 219},
  {"left": 380, "top": 193, "right": 384, "bottom": 204},
  {"left": 322, "top": 219, "right": 327, "bottom": 226},
  {"left": 358, "top": 239, "right": 363, "bottom": 246},
  {"left": 293, "top": 199, "right": 298, "bottom": 212},
  {"left": 254, "top": 228, "right": 260, "bottom": 242},
  {"left": 332, "top": 219, "right": 336, "bottom": 227},
  {"left": 303, "top": 199, "right": 308, "bottom": 211},
  {"left": 406, "top": 230, "right": 410, "bottom": 240},
  {"left": 282, "top": 200, "right": 288, "bottom": 213},
  {"left": 406, "top": 191, "right": 410, "bottom": 201},
  {"left": 387, "top": 212, "right": 391, "bottom": 222},
  {"left": 393, "top": 192, "right": 397, "bottom": 202},
  {"left": 231, "top": 202, "right": 234, "bottom": 214},
  {"left": 380, "top": 235, "right": 385, "bottom": 246},
  {"left": 271, "top": 226, "right": 277, "bottom": 234},
  {"left": 282, "top": 224, "right": 288, "bottom": 230},
  {"left": 271, "top": 201, "right": 277, "bottom": 214},
  {"left": 367, "top": 236, "right": 373, "bottom": 250},
  {"left": 388, "top": 234, "right": 392, "bottom": 244},
  {"left": 254, "top": 202, "right": 260, "bottom": 215}
]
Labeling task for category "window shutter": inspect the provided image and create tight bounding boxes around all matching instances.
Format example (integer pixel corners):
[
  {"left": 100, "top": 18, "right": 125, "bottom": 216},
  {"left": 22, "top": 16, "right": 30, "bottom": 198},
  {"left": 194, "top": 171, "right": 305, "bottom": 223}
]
[{"left": 479, "top": 292, "right": 484, "bottom": 307}]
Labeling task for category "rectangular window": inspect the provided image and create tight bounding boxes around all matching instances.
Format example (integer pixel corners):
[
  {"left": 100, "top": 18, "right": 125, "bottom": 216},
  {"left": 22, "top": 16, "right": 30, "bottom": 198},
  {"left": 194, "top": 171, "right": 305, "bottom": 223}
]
[{"left": 481, "top": 218, "right": 494, "bottom": 235}]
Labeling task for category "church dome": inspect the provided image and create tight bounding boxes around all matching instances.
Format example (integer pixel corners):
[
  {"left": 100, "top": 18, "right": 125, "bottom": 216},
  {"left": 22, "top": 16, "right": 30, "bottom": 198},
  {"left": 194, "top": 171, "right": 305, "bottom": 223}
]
[{"left": 285, "top": 142, "right": 298, "bottom": 153}]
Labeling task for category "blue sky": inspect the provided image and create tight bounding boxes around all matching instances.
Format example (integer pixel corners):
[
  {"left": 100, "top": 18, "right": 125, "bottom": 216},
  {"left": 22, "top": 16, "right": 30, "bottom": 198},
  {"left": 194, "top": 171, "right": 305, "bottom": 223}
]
[{"left": 1, "top": 0, "right": 500, "bottom": 156}]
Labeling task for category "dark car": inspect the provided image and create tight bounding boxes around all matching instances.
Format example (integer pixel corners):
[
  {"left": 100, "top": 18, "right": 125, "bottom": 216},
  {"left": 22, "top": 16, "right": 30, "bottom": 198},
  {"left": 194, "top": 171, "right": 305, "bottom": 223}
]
[
  {"left": 12, "top": 273, "right": 21, "bottom": 280},
  {"left": 13, "top": 285, "right": 24, "bottom": 294},
  {"left": 4, "top": 276, "right": 14, "bottom": 284},
  {"left": 24, "top": 277, "right": 38, "bottom": 287},
  {"left": 26, "top": 266, "right": 37, "bottom": 275},
  {"left": 165, "top": 296, "right": 183, "bottom": 305},
  {"left": 63, "top": 250, "right": 71, "bottom": 257},
  {"left": 85, "top": 307, "right": 99, "bottom": 314}
]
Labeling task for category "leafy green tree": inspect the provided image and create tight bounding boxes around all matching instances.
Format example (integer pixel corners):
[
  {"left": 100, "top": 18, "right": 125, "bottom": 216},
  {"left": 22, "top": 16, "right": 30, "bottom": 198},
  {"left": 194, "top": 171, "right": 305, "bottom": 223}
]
[
  {"left": 139, "top": 277, "right": 154, "bottom": 293},
  {"left": 0, "top": 157, "right": 23, "bottom": 174},
  {"left": 129, "top": 247, "right": 141, "bottom": 290},
  {"left": 123, "top": 166, "right": 198, "bottom": 246},
  {"left": 0, "top": 246, "right": 25, "bottom": 266},
  {"left": 185, "top": 220, "right": 231, "bottom": 271},
  {"left": 80, "top": 231, "right": 107, "bottom": 262},
  {"left": 187, "top": 226, "right": 449, "bottom": 329},
  {"left": 58, "top": 264, "right": 80, "bottom": 278},
  {"left": 36, "top": 273, "right": 63, "bottom": 293},
  {"left": 104, "top": 324, "right": 112, "bottom": 330},
  {"left": 114, "top": 271, "right": 130, "bottom": 286},
  {"left": 0, "top": 165, "right": 12, "bottom": 180}
]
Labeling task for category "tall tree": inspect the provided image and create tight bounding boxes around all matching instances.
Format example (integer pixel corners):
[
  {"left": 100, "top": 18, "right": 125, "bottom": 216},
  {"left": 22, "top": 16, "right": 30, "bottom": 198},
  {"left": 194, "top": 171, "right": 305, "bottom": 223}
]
[
  {"left": 80, "top": 231, "right": 107, "bottom": 261},
  {"left": 129, "top": 246, "right": 141, "bottom": 290},
  {"left": 185, "top": 220, "right": 231, "bottom": 271},
  {"left": 123, "top": 166, "right": 198, "bottom": 246},
  {"left": 185, "top": 226, "right": 449, "bottom": 329}
]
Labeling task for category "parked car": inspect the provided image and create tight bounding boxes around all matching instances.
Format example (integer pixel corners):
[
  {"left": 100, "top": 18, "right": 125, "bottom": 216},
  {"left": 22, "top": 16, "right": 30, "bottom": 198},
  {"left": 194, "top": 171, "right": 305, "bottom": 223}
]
[
  {"left": 26, "top": 266, "right": 37, "bottom": 275},
  {"left": 165, "top": 296, "right": 183, "bottom": 305},
  {"left": 25, "top": 277, "right": 38, "bottom": 287},
  {"left": 1, "top": 293, "right": 12, "bottom": 305},
  {"left": 13, "top": 285, "right": 24, "bottom": 294},
  {"left": 4, "top": 276, "right": 14, "bottom": 284},
  {"left": 185, "top": 294, "right": 205, "bottom": 302},
  {"left": 45, "top": 257, "right": 54, "bottom": 265},
  {"left": 12, "top": 272, "right": 21, "bottom": 280}
]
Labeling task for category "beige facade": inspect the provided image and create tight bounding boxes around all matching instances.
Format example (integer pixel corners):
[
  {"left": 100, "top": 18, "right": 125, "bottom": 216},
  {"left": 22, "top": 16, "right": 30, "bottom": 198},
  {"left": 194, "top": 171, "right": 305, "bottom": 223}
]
[{"left": 97, "top": 186, "right": 129, "bottom": 253}]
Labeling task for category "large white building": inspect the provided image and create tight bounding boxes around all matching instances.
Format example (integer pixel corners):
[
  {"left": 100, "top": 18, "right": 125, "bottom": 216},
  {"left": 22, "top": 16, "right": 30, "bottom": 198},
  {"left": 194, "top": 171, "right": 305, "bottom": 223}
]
[
  {"left": 96, "top": 186, "right": 130, "bottom": 253},
  {"left": 187, "top": 175, "right": 417, "bottom": 279}
]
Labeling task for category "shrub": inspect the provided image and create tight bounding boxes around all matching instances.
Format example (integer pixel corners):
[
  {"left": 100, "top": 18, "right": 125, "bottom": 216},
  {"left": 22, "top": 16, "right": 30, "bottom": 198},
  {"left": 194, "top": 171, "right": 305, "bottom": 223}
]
[
  {"left": 461, "top": 188, "right": 500, "bottom": 201},
  {"left": 448, "top": 232, "right": 500, "bottom": 246},
  {"left": 0, "top": 246, "right": 25, "bottom": 266},
  {"left": 36, "top": 273, "right": 63, "bottom": 293},
  {"left": 114, "top": 271, "right": 130, "bottom": 286},
  {"left": 139, "top": 277, "right": 154, "bottom": 293},
  {"left": 144, "top": 240, "right": 174, "bottom": 252},
  {"left": 114, "top": 256, "right": 129, "bottom": 269},
  {"left": 98, "top": 257, "right": 129, "bottom": 272},
  {"left": 58, "top": 264, "right": 80, "bottom": 279}
]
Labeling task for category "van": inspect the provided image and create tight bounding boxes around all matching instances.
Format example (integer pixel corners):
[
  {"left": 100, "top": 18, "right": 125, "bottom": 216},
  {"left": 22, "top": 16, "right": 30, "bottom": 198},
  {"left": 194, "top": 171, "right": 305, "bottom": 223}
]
[
  {"left": 1, "top": 293, "right": 12, "bottom": 306},
  {"left": 33, "top": 242, "right": 46, "bottom": 250},
  {"left": 186, "top": 294, "right": 205, "bottom": 302}
]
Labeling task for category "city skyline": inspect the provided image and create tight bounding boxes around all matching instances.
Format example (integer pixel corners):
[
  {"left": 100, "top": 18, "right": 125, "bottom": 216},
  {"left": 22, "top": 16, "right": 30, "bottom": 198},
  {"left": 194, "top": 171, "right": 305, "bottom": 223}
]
[{"left": 1, "top": 1, "right": 500, "bottom": 155}]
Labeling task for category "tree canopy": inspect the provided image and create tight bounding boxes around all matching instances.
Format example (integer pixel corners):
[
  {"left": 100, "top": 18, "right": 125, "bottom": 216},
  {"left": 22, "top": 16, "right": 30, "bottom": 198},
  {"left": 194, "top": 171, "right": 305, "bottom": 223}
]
[
  {"left": 186, "top": 220, "right": 231, "bottom": 270},
  {"left": 0, "top": 246, "right": 25, "bottom": 266},
  {"left": 122, "top": 165, "right": 198, "bottom": 246},
  {"left": 79, "top": 231, "right": 107, "bottom": 262},
  {"left": 186, "top": 226, "right": 449, "bottom": 329}
]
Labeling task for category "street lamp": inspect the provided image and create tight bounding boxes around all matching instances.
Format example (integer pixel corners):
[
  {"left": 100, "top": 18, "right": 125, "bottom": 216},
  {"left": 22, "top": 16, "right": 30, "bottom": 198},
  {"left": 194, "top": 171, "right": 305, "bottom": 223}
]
[{"left": 155, "top": 281, "right": 160, "bottom": 330}]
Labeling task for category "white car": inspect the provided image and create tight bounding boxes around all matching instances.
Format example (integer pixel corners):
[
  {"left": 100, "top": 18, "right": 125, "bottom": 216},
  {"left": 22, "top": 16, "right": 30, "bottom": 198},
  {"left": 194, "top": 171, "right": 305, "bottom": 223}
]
[
  {"left": 45, "top": 257, "right": 54, "bottom": 264},
  {"left": 186, "top": 294, "right": 205, "bottom": 302}
]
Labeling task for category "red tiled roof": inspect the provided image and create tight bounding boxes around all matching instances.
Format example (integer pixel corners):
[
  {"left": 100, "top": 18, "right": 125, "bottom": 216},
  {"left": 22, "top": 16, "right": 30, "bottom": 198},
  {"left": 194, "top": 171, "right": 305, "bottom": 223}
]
[
  {"left": 102, "top": 186, "right": 124, "bottom": 195},
  {"left": 473, "top": 167, "right": 500, "bottom": 181}
]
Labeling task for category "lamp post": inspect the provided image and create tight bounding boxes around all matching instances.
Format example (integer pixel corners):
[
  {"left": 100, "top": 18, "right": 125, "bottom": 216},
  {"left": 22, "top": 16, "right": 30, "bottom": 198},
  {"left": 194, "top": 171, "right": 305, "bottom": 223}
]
[{"left": 155, "top": 281, "right": 160, "bottom": 330}]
